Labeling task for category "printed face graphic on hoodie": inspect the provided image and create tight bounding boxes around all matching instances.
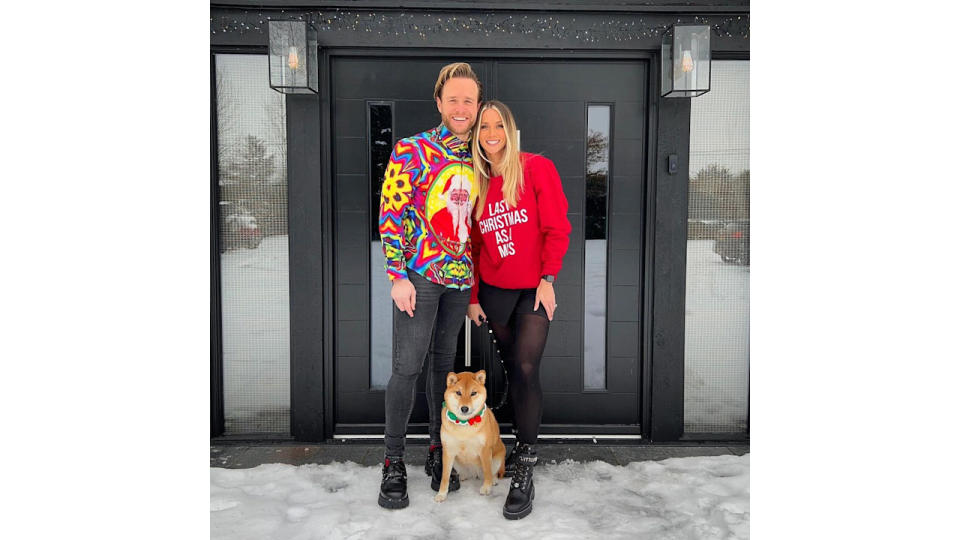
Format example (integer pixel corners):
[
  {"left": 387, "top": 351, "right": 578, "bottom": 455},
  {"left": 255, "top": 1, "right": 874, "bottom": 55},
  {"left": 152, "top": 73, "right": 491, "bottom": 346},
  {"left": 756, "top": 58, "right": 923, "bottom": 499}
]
[{"left": 428, "top": 172, "right": 475, "bottom": 254}]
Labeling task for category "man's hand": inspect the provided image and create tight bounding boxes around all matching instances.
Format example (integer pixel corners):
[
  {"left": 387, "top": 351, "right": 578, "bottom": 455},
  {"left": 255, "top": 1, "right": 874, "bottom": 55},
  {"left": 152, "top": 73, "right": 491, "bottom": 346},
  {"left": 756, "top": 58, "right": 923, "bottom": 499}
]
[
  {"left": 533, "top": 279, "right": 557, "bottom": 321},
  {"left": 391, "top": 278, "right": 416, "bottom": 317},
  {"left": 467, "top": 303, "right": 487, "bottom": 326}
]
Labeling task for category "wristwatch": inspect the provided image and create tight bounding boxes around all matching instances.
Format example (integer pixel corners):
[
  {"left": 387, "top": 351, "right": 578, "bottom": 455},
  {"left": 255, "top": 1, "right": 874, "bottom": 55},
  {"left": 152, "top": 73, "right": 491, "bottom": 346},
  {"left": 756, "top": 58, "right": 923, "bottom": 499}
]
[{"left": 541, "top": 274, "right": 555, "bottom": 283}]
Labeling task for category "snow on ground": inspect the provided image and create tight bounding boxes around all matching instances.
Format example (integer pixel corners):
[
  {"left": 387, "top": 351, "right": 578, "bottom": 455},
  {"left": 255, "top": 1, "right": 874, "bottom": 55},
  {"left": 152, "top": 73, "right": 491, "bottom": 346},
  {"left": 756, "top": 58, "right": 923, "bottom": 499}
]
[
  {"left": 584, "top": 240, "right": 607, "bottom": 389},
  {"left": 371, "top": 241, "right": 394, "bottom": 389},
  {"left": 684, "top": 240, "right": 749, "bottom": 433},
  {"left": 211, "top": 454, "right": 749, "bottom": 540},
  {"left": 219, "top": 235, "right": 291, "bottom": 431}
]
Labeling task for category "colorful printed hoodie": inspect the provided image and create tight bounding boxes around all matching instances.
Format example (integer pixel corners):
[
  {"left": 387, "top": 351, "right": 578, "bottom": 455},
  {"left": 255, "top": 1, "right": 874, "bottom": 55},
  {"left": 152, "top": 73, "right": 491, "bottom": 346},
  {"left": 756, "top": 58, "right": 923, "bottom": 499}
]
[{"left": 378, "top": 124, "right": 477, "bottom": 290}]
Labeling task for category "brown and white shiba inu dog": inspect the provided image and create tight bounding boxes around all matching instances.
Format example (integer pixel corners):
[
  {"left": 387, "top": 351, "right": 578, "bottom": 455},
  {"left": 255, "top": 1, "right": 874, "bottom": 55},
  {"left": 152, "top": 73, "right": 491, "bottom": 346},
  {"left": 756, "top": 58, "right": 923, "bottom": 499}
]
[{"left": 434, "top": 370, "right": 507, "bottom": 502}]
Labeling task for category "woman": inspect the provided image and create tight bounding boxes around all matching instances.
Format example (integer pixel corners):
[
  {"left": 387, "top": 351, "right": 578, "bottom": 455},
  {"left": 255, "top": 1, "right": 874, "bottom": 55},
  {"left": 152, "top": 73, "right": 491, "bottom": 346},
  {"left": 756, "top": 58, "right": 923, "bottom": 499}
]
[{"left": 467, "top": 100, "right": 571, "bottom": 520}]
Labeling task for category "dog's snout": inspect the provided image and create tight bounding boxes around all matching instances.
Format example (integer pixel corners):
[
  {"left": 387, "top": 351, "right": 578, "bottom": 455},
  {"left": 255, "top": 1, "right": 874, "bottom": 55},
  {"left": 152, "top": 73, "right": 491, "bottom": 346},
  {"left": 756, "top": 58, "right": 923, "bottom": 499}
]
[{"left": 460, "top": 406, "right": 469, "bottom": 414}]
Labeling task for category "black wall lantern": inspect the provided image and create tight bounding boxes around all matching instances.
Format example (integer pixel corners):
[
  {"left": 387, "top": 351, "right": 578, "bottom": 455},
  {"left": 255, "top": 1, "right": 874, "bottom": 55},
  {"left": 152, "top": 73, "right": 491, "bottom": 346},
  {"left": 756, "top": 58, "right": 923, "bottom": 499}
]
[
  {"left": 661, "top": 24, "right": 712, "bottom": 98},
  {"left": 268, "top": 20, "right": 318, "bottom": 94}
]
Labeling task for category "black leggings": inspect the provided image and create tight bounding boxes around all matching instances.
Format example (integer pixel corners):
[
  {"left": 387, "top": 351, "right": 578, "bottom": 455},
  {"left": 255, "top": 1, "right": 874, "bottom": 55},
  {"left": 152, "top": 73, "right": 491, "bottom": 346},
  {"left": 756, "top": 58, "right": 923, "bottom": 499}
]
[{"left": 478, "top": 283, "right": 550, "bottom": 445}]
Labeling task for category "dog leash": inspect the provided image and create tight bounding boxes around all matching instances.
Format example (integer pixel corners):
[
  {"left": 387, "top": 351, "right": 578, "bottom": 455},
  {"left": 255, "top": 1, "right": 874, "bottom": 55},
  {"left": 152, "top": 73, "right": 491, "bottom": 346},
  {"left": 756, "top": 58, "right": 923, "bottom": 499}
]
[{"left": 479, "top": 318, "right": 510, "bottom": 411}]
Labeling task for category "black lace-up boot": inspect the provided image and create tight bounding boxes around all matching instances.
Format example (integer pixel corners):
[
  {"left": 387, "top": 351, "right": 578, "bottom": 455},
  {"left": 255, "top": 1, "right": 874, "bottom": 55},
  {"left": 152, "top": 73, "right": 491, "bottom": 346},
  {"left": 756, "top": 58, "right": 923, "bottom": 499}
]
[
  {"left": 502, "top": 443, "right": 537, "bottom": 519},
  {"left": 503, "top": 441, "right": 521, "bottom": 478},
  {"left": 425, "top": 444, "right": 460, "bottom": 492},
  {"left": 378, "top": 457, "right": 409, "bottom": 509}
]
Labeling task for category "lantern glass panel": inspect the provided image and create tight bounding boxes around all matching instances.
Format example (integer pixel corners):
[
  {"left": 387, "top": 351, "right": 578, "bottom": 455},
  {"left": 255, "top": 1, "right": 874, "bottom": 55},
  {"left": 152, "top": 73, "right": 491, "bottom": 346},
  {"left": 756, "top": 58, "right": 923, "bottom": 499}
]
[
  {"left": 268, "top": 21, "right": 318, "bottom": 94},
  {"left": 661, "top": 24, "right": 711, "bottom": 98}
]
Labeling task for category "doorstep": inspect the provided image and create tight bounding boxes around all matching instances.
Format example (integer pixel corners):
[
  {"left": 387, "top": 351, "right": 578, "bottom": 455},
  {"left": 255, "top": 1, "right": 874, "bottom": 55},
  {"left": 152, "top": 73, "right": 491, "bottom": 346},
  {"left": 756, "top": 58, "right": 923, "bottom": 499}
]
[{"left": 210, "top": 442, "right": 749, "bottom": 469}]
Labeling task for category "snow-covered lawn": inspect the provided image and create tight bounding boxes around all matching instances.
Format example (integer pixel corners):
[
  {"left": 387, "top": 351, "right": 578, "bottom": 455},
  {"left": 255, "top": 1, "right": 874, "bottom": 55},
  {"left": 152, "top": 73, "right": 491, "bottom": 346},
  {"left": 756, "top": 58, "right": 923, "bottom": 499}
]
[
  {"left": 684, "top": 240, "right": 750, "bottom": 432},
  {"left": 211, "top": 454, "right": 749, "bottom": 539},
  {"left": 220, "top": 235, "right": 291, "bottom": 432}
]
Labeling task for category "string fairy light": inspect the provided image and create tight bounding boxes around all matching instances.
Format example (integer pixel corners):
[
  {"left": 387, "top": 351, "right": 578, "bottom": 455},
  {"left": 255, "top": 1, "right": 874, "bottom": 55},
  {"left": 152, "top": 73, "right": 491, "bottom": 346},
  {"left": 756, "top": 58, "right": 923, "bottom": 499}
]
[{"left": 210, "top": 10, "right": 748, "bottom": 42}]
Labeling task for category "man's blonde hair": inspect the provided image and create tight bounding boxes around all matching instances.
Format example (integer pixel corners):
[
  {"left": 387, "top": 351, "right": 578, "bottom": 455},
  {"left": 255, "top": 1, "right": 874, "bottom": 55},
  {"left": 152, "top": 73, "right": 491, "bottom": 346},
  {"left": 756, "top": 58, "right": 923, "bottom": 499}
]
[{"left": 433, "top": 62, "right": 482, "bottom": 101}]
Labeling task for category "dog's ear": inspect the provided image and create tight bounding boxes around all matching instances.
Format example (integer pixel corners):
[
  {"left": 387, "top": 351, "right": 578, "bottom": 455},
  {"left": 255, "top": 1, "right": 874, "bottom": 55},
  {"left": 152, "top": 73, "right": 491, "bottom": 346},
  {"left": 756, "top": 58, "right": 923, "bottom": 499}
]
[
  {"left": 446, "top": 372, "right": 459, "bottom": 387},
  {"left": 475, "top": 369, "right": 486, "bottom": 385}
]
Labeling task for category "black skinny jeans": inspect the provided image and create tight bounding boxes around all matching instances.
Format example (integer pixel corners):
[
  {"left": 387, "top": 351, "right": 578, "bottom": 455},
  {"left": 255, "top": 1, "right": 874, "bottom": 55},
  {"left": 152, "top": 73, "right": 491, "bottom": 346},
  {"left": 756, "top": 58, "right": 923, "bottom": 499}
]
[{"left": 383, "top": 270, "right": 470, "bottom": 458}]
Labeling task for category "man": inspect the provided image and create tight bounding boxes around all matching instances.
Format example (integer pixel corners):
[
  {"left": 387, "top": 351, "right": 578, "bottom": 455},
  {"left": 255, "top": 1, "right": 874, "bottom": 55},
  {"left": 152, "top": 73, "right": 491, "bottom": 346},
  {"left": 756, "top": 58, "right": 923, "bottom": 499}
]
[{"left": 377, "top": 62, "right": 482, "bottom": 509}]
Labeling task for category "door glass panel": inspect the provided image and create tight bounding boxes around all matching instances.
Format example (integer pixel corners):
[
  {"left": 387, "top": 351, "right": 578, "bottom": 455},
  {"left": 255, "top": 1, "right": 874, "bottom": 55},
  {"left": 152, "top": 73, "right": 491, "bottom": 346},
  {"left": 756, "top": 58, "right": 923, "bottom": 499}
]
[
  {"left": 584, "top": 105, "right": 610, "bottom": 390},
  {"left": 684, "top": 60, "right": 750, "bottom": 433},
  {"left": 369, "top": 102, "right": 394, "bottom": 390},
  {"left": 215, "top": 54, "right": 290, "bottom": 433}
]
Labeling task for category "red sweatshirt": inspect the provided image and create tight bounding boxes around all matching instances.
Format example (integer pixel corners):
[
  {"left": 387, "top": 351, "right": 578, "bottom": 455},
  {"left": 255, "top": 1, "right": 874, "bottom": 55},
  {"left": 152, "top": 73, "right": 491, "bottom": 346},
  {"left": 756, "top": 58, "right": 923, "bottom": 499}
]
[{"left": 470, "top": 153, "right": 572, "bottom": 303}]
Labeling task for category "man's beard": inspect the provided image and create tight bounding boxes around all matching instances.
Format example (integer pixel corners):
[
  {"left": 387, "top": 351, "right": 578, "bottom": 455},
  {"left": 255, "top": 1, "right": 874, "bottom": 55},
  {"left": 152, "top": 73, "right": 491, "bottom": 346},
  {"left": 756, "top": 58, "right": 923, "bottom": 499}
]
[{"left": 442, "top": 114, "right": 473, "bottom": 140}]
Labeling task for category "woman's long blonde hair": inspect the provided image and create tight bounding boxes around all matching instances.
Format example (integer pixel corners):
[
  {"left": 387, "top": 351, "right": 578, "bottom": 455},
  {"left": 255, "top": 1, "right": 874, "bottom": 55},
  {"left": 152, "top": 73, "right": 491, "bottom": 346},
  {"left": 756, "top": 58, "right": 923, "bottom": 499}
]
[{"left": 471, "top": 100, "right": 524, "bottom": 221}]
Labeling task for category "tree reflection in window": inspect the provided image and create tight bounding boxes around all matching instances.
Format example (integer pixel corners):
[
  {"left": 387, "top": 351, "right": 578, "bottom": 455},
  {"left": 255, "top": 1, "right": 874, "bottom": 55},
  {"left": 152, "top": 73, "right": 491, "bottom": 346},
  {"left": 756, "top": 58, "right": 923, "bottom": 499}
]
[
  {"left": 370, "top": 103, "right": 394, "bottom": 241},
  {"left": 369, "top": 102, "right": 394, "bottom": 390},
  {"left": 584, "top": 105, "right": 610, "bottom": 390},
  {"left": 586, "top": 106, "right": 609, "bottom": 241}
]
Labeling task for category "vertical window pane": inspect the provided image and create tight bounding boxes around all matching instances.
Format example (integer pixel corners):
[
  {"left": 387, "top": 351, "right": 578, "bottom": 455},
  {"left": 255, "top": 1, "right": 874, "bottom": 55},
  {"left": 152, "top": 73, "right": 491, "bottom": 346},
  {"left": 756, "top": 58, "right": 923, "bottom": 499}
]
[
  {"left": 584, "top": 105, "right": 610, "bottom": 390},
  {"left": 684, "top": 61, "right": 750, "bottom": 433},
  {"left": 215, "top": 54, "right": 290, "bottom": 433},
  {"left": 369, "top": 103, "right": 394, "bottom": 390}
]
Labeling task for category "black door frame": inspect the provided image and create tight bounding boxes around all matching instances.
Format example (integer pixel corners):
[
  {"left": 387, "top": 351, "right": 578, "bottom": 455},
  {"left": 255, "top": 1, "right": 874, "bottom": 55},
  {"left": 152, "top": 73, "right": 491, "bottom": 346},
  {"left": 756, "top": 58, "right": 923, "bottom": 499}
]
[
  {"left": 310, "top": 47, "right": 660, "bottom": 441},
  {"left": 210, "top": 51, "right": 225, "bottom": 438},
  {"left": 326, "top": 55, "right": 647, "bottom": 438},
  {"left": 673, "top": 50, "right": 750, "bottom": 443},
  {"left": 210, "top": 46, "right": 273, "bottom": 439},
  {"left": 210, "top": 45, "right": 324, "bottom": 442}
]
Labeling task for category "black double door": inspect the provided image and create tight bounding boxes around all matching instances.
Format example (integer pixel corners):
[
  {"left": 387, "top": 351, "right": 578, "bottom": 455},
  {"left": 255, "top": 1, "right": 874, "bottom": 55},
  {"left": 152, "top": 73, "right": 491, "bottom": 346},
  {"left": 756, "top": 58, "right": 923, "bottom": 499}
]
[{"left": 332, "top": 57, "right": 646, "bottom": 436}]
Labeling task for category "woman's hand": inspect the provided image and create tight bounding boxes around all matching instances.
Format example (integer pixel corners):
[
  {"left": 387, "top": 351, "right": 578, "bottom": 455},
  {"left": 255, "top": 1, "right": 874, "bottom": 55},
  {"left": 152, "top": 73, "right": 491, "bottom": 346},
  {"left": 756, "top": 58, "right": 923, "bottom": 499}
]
[
  {"left": 533, "top": 279, "right": 557, "bottom": 321},
  {"left": 467, "top": 303, "right": 487, "bottom": 326}
]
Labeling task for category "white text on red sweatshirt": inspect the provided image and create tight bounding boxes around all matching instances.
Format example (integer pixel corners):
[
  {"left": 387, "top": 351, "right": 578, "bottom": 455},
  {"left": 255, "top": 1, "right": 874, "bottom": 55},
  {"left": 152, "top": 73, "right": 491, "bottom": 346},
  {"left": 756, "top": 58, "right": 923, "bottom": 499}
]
[{"left": 470, "top": 153, "right": 571, "bottom": 303}]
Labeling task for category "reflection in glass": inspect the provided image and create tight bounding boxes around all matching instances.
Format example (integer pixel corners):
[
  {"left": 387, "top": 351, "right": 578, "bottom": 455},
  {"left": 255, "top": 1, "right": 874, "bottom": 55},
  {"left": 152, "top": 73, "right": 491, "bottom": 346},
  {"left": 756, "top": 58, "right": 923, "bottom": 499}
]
[
  {"left": 684, "top": 61, "right": 750, "bottom": 433},
  {"left": 584, "top": 105, "right": 610, "bottom": 390},
  {"left": 370, "top": 104, "right": 394, "bottom": 240},
  {"left": 215, "top": 54, "right": 291, "bottom": 433},
  {"left": 369, "top": 103, "right": 394, "bottom": 390}
]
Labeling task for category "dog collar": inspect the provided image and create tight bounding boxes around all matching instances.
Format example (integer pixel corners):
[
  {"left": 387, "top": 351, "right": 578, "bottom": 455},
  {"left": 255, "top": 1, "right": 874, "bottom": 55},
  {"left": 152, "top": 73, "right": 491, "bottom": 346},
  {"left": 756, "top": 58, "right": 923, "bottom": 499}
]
[{"left": 442, "top": 401, "right": 484, "bottom": 426}]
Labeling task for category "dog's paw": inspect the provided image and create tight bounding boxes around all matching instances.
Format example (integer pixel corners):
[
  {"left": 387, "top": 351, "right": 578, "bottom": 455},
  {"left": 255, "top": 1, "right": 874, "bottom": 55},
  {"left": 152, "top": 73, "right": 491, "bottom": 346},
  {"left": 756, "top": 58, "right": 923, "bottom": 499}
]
[
  {"left": 479, "top": 484, "right": 492, "bottom": 496},
  {"left": 434, "top": 492, "right": 447, "bottom": 503}
]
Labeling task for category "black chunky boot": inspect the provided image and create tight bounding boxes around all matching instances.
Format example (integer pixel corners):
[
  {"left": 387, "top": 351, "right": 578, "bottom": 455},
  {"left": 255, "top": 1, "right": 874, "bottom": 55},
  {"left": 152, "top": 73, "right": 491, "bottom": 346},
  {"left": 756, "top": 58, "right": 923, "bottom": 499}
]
[
  {"left": 378, "top": 457, "right": 409, "bottom": 509},
  {"left": 425, "top": 444, "right": 460, "bottom": 492},
  {"left": 502, "top": 443, "right": 537, "bottom": 520},
  {"left": 503, "top": 441, "right": 521, "bottom": 478}
]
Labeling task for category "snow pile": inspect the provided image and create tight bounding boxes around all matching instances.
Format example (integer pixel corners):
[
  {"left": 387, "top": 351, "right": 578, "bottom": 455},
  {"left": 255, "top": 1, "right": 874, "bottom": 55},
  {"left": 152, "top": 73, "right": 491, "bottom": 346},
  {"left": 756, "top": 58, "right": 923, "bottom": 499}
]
[{"left": 211, "top": 454, "right": 749, "bottom": 539}]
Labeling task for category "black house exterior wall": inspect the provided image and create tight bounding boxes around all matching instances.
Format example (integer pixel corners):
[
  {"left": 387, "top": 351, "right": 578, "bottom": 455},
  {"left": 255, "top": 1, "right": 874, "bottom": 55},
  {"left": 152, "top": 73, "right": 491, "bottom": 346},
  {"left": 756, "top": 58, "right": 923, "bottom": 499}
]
[{"left": 210, "top": 1, "right": 750, "bottom": 443}]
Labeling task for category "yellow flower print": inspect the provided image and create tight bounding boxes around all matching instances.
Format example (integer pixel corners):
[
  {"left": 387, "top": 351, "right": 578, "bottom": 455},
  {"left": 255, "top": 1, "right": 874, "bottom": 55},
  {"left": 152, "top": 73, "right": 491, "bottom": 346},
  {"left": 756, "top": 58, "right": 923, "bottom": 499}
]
[{"left": 381, "top": 162, "right": 412, "bottom": 213}]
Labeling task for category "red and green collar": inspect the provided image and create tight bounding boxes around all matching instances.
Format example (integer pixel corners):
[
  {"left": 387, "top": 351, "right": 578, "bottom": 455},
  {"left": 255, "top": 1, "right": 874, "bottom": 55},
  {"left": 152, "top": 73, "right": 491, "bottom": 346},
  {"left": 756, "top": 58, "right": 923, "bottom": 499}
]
[{"left": 442, "top": 401, "right": 485, "bottom": 426}]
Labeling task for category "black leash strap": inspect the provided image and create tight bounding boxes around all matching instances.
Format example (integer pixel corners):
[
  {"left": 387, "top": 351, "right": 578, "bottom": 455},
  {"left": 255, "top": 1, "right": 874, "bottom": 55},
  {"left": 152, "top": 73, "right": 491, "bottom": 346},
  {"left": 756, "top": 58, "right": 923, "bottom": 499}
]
[{"left": 479, "top": 319, "right": 510, "bottom": 411}]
